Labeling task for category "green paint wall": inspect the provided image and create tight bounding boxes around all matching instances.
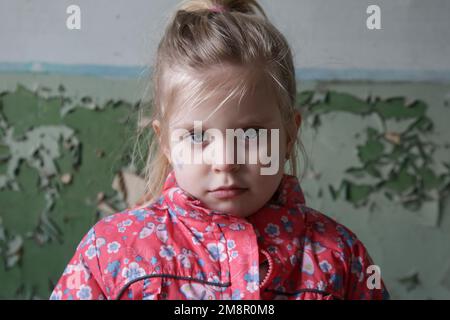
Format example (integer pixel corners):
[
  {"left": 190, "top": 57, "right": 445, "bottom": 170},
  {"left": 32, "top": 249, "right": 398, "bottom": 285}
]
[{"left": 0, "top": 73, "right": 449, "bottom": 299}]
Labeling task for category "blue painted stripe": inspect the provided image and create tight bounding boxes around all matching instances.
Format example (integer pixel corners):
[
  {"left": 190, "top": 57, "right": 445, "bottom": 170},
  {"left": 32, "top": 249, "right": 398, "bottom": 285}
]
[
  {"left": 296, "top": 68, "right": 450, "bottom": 82},
  {"left": 0, "top": 62, "right": 150, "bottom": 78},
  {"left": 0, "top": 62, "right": 450, "bottom": 82}
]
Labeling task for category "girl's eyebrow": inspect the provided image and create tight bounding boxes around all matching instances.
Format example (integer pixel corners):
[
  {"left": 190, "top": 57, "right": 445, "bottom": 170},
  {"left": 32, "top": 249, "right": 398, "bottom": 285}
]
[
  {"left": 175, "top": 115, "right": 273, "bottom": 129},
  {"left": 236, "top": 116, "right": 273, "bottom": 126},
  {"left": 175, "top": 122, "right": 269, "bottom": 131}
]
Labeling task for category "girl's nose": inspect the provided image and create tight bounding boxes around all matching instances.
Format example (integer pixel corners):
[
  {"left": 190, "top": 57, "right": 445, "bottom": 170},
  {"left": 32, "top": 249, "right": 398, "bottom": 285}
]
[
  {"left": 212, "top": 161, "right": 240, "bottom": 173},
  {"left": 209, "top": 138, "right": 241, "bottom": 173}
]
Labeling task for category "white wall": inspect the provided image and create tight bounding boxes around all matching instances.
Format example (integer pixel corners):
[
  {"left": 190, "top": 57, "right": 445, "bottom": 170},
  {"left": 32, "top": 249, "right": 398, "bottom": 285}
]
[{"left": 1, "top": 0, "right": 449, "bottom": 78}]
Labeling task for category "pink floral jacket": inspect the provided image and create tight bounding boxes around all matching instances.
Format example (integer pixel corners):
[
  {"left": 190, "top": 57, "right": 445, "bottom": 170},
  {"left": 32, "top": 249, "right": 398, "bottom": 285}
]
[{"left": 51, "top": 170, "right": 389, "bottom": 300}]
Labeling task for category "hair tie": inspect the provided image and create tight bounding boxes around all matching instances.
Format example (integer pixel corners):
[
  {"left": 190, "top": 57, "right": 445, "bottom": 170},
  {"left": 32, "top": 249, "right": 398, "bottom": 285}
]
[{"left": 210, "top": 4, "right": 226, "bottom": 13}]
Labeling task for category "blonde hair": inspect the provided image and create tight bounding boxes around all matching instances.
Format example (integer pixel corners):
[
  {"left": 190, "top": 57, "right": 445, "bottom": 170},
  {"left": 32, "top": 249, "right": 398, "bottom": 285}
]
[{"left": 133, "top": 0, "right": 308, "bottom": 205}]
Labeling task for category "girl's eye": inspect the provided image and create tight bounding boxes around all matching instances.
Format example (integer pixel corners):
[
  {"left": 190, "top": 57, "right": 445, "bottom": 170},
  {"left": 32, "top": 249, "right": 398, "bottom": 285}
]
[
  {"left": 188, "top": 131, "right": 207, "bottom": 144},
  {"left": 186, "top": 128, "right": 262, "bottom": 144},
  {"left": 241, "top": 128, "right": 260, "bottom": 140}
]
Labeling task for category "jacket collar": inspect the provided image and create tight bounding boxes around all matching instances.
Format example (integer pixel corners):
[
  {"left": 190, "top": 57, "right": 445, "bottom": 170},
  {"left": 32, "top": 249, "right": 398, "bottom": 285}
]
[
  {"left": 161, "top": 170, "right": 306, "bottom": 220},
  {"left": 160, "top": 170, "right": 307, "bottom": 290}
]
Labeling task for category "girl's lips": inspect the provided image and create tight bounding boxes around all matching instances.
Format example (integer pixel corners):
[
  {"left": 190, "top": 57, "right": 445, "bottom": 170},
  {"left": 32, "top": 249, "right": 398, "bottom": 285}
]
[{"left": 208, "top": 188, "right": 247, "bottom": 199}]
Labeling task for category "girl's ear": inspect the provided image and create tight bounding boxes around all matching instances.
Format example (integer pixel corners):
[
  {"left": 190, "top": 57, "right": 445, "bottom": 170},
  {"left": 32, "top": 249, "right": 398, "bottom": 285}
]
[
  {"left": 286, "top": 110, "right": 302, "bottom": 158},
  {"left": 152, "top": 119, "right": 172, "bottom": 164}
]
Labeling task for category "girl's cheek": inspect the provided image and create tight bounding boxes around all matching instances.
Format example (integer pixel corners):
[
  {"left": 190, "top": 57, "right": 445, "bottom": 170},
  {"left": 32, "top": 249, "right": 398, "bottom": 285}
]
[
  {"left": 202, "top": 145, "right": 215, "bottom": 165},
  {"left": 246, "top": 139, "right": 260, "bottom": 165},
  {"left": 170, "top": 142, "right": 191, "bottom": 170},
  {"left": 172, "top": 151, "right": 184, "bottom": 170},
  {"left": 172, "top": 141, "right": 210, "bottom": 167},
  {"left": 257, "top": 131, "right": 282, "bottom": 175}
]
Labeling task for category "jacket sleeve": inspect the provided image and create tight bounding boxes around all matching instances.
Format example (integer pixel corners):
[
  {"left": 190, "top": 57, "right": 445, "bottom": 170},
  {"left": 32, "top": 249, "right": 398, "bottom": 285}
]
[
  {"left": 344, "top": 239, "right": 390, "bottom": 300},
  {"left": 50, "top": 227, "right": 108, "bottom": 300}
]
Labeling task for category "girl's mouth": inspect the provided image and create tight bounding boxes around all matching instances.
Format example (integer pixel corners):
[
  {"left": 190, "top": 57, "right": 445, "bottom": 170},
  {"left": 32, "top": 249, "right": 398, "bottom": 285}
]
[{"left": 208, "top": 188, "right": 248, "bottom": 199}]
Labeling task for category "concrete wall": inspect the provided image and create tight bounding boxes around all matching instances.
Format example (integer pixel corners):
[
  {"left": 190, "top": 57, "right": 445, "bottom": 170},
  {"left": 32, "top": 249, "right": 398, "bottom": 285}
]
[{"left": 1, "top": 0, "right": 449, "bottom": 80}]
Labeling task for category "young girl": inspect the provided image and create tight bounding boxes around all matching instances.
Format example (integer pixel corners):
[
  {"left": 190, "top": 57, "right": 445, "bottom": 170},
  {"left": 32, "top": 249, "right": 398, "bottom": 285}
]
[{"left": 51, "top": 0, "right": 389, "bottom": 300}]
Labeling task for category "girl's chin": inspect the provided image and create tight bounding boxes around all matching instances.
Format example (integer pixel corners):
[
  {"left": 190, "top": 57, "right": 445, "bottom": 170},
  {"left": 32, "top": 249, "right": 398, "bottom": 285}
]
[{"left": 207, "top": 202, "right": 253, "bottom": 217}]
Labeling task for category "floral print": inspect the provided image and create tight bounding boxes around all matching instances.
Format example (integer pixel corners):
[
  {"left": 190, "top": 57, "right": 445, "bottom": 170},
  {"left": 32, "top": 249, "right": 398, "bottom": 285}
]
[
  {"left": 50, "top": 170, "right": 389, "bottom": 300},
  {"left": 159, "top": 245, "right": 176, "bottom": 261},
  {"left": 206, "top": 243, "right": 227, "bottom": 262},
  {"left": 107, "top": 241, "right": 121, "bottom": 254}
]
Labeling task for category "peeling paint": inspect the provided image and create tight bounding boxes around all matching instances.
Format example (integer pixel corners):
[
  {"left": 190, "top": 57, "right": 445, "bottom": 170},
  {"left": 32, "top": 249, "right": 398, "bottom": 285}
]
[
  {"left": 0, "top": 76, "right": 449, "bottom": 299},
  {"left": 299, "top": 90, "right": 450, "bottom": 228}
]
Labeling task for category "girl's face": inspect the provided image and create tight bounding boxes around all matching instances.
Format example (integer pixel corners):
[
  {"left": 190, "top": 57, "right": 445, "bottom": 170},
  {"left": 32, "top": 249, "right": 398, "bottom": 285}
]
[{"left": 154, "top": 67, "right": 301, "bottom": 218}]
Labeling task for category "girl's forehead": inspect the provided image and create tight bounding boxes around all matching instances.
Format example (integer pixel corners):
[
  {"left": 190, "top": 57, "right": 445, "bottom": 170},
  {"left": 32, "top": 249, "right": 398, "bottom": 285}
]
[
  {"left": 169, "top": 90, "right": 279, "bottom": 129},
  {"left": 166, "top": 64, "right": 278, "bottom": 127}
]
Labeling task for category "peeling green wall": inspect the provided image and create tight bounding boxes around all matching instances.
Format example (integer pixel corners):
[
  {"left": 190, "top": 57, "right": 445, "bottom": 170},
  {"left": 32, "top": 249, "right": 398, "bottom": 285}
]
[
  {"left": 0, "top": 73, "right": 449, "bottom": 299},
  {"left": 297, "top": 82, "right": 450, "bottom": 299}
]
